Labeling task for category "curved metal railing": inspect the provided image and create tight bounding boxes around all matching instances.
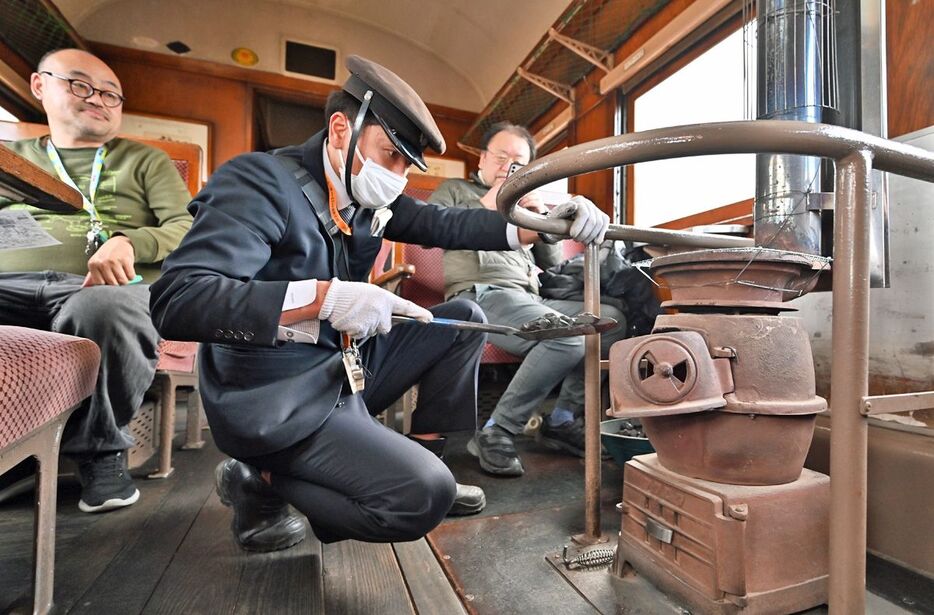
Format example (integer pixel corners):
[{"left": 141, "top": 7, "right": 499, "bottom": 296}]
[{"left": 495, "top": 119, "right": 934, "bottom": 614}]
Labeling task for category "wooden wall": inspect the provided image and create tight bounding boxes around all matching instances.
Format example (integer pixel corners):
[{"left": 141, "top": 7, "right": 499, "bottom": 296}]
[
  {"left": 91, "top": 43, "right": 477, "bottom": 173},
  {"left": 886, "top": 0, "right": 934, "bottom": 138}
]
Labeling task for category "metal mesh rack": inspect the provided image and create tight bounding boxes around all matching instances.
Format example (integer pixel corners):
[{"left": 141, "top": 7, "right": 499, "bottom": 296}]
[
  {"left": 459, "top": 0, "right": 671, "bottom": 151},
  {"left": 0, "top": 0, "right": 85, "bottom": 69}
]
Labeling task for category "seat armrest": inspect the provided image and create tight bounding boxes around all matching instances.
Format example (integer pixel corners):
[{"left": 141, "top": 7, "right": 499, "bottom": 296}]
[{"left": 371, "top": 264, "right": 416, "bottom": 290}]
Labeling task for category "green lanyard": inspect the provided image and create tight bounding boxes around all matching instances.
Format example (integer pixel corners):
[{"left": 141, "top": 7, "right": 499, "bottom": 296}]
[{"left": 45, "top": 139, "right": 109, "bottom": 254}]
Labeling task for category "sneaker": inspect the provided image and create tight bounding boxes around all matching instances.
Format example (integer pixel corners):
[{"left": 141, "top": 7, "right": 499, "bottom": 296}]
[
  {"left": 215, "top": 459, "right": 306, "bottom": 552},
  {"left": 76, "top": 451, "right": 140, "bottom": 513},
  {"left": 467, "top": 425, "right": 524, "bottom": 476},
  {"left": 448, "top": 483, "right": 486, "bottom": 516},
  {"left": 538, "top": 417, "right": 610, "bottom": 459}
]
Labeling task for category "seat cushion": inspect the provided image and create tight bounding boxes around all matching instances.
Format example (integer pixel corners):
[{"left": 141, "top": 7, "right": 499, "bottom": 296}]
[
  {"left": 0, "top": 326, "right": 100, "bottom": 449},
  {"left": 155, "top": 340, "right": 198, "bottom": 373}
]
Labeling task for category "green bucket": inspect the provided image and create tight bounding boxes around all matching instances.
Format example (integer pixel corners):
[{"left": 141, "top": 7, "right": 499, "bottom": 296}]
[{"left": 601, "top": 418, "right": 654, "bottom": 468}]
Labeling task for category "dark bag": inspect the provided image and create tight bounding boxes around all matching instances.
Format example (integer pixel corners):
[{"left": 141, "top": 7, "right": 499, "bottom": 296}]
[{"left": 539, "top": 241, "right": 662, "bottom": 337}]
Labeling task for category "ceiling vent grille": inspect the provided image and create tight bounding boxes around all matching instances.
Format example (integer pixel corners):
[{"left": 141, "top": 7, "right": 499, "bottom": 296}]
[{"left": 283, "top": 40, "right": 337, "bottom": 82}]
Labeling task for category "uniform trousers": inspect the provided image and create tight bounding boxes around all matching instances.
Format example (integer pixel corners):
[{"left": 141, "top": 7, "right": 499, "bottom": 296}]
[
  {"left": 241, "top": 299, "right": 487, "bottom": 543},
  {"left": 459, "top": 285, "right": 628, "bottom": 435},
  {"left": 0, "top": 271, "right": 160, "bottom": 455}
]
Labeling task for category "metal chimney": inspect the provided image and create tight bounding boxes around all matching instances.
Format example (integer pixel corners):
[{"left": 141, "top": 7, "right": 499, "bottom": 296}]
[{"left": 754, "top": 0, "right": 838, "bottom": 253}]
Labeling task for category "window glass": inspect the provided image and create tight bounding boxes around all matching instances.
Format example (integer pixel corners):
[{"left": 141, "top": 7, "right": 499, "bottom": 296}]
[
  {"left": 0, "top": 104, "right": 18, "bottom": 122},
  {"left": 633, "top": 27, "right": 754, "bottom": 227}
]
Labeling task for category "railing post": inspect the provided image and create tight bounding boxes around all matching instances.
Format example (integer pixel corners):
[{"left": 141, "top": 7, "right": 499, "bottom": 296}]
[
  {"left": 828, "top": 149, "right": 874, "bottom": 613},
  {"left": 580, "top": 242, "right": 603, "bottom": 542}
]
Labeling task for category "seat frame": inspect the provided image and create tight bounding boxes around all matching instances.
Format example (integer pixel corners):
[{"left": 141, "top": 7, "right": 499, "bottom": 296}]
[{"left": 0, "top": 407, "right": 78, "bottom": 614}]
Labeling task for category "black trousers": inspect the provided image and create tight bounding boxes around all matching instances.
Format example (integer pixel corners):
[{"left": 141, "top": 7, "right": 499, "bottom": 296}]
[{"left": 242, "top": 299, "right": 487, "bottom": 544}]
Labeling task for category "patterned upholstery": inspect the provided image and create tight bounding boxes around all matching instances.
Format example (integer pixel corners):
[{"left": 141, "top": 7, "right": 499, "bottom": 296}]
[
  {"left": 398, "top": 243, "right": 521, "bottom": 365},
  {"left": 155, "top": 339, "right": 197, "bottom": 373},
  {"left": 171, "top": 160, "right": 191, "bottom": 188},
  {"left": 0, "top": 326, "right": 100, "bottom": 449}
]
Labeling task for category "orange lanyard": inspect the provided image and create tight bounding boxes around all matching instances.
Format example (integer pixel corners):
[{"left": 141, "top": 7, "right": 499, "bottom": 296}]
[{"left": 325, "top": 175, "right": 352, "bottom": 236}]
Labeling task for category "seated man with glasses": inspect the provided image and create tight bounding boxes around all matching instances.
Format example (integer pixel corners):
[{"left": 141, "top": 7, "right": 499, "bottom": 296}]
[
  {"left": 0, "top": 49, "right": 192, "bottom": 512},
  {"left": 430, "top": 122, "right": 627, "bottom": 477}
]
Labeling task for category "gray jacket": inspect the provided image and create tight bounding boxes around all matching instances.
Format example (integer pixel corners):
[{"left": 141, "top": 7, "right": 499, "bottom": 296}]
[{"left": 430, "top": 175, "right": 563, "bottom": 299}]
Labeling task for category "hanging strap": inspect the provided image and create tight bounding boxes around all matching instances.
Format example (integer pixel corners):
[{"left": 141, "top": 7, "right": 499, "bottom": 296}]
[{"left": 274, "top": 154, "right": 352, "bottom": 281}]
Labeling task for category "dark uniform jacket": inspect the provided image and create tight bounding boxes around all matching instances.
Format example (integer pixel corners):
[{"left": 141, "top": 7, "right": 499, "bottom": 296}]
[{"left": 150, "top": 131, "right": 509, "bottom": 458}]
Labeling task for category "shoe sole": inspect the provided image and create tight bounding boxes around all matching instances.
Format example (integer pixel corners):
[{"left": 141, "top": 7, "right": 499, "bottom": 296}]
[
  {"left": 238, "top": 525, "right": 307, "bottom": 553},
  {"left": 78, "top": 488, "right": 140, "bottom": 513},
  {"left": 466, "top": 438, "right": 524, "bottom": 477}
]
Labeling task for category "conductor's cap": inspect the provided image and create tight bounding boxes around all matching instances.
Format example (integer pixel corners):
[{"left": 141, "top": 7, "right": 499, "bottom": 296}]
[{"left": 343, "top": 55, "right": 445, "bottom": 171}]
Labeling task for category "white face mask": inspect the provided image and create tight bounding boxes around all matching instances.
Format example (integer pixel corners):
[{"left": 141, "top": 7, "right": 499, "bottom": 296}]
[{"left": 341, "top": 147, "right": 408, "bottom": 209}]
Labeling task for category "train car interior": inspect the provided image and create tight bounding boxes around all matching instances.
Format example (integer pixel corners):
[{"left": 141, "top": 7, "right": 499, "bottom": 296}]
[{"left": 0, "top": 0, "right": 932, "bottom": 613}]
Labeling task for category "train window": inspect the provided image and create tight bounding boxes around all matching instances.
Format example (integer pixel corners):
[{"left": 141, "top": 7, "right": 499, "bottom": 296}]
[
  {"left": 631, "top": 27, "right": 753, "bottom": 228},
  {"left": 0, "top": 104, "right": 17, "bottom": 122}
]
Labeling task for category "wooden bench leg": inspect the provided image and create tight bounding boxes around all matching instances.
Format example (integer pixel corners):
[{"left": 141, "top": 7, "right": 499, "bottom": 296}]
[
  {"left": 149, "top": 376, "right": 175, "bottom": 479},
  {"left": 181, "top": 388, "right": 205, "bottom": 450}
]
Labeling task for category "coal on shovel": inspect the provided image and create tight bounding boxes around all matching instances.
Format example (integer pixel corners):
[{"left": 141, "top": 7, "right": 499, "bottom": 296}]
[{"left": 391, "top": 312, "right": 619, "bottom": 341}]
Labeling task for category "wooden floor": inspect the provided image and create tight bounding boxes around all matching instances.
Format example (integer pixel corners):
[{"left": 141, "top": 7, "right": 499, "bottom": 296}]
[
  {"left": 1, "top": 398, "right": 929, "bottom": 614},
  {"left": 0, "top": 432, "right": 465, "bottom": 615}
]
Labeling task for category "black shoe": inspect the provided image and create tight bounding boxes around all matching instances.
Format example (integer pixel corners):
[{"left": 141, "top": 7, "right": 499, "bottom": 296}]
[
  {"left": 538, "top": 417, "right": 609, "bottom": 459},
  {"left": 448, "top": 483, "right": 486, "bottom": 516},
  {"left": 538, "top": 416, "right": 587, "bottom": 457},
  {"left": 215, "top": 459, "right": 306, "bottom": 552},
  {"left": 467, "top": 426, "right": 524, "bottom": 476},
  {"left": 76, "top": 450, "right": 140, "bottom": 513}
]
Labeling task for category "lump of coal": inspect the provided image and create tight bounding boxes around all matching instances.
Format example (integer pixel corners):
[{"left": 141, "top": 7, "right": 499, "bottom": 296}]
[
  {"left": 520, "top": 312, "right": 576, "bottom": 332},
  {"left": 615, "top": 420, "right": 646, "bottom": 438}
]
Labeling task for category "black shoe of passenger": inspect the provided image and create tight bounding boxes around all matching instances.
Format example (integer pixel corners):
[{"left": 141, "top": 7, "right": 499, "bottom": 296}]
[
  {"left": 76, "top": 450, "right": 140, "bottom": 513},
  {"left": 448, "top": 483, "right": 486, "bottom": 516},
  {"left": 467, "top": 426, "right": 524, "bottom": 477},
  {"left": 215, "top": 459, "right": 306, "bottom": 552},
  {"left": 538, "top": 417, "right": 587, "bottom": 458},
  {"left": 538, "top": 417, "right": 610, "bottom": 459}
]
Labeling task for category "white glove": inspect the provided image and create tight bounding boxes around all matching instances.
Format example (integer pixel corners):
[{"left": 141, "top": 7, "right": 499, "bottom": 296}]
[
  {"left": 319, "top": 279, "right": 432, "bottom": 340},
  {"left": 541, "top": 195, "right": 610, "bottom": 245}
]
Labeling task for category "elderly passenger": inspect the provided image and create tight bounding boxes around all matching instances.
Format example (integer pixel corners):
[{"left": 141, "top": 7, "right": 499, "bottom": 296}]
[
  {"left": 430, "top": 122, "right": 627, "bottom": 477},
  {"left": 0, "top": 49, "right": 192, "bottom": 512}
]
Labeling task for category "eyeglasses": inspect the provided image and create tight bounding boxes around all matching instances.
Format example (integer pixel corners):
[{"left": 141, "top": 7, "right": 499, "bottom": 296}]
[
  {"left": 484, "top": 149, "right": 529, "bottom": 167},
  {"left": 40, "top": 71, "right": 125, "bottom": 108}
]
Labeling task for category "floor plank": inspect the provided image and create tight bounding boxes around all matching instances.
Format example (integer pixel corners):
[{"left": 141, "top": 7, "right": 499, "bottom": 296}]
[
  {"left": 394, "top": 539, "right": 468, "bottom": 615},
  {"left": 67, "top": 442, "right": 226, "bottom": 614},
  {"left": 323, "top": 540, "right": 415, "bottom": 615},
  {"left": 0, "top": 462, "right": 182, "bottom": 613},
  {"left": 141, "top": 491, "right": 323, "bottom": 615}
]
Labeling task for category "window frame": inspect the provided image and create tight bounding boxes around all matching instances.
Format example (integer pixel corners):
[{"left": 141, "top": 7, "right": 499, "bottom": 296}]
[{"left": 622, "top": 11, "right": 748, "bottom": 229}]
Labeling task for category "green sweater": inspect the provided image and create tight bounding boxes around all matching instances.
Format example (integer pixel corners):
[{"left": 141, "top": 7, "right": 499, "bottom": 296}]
[
  {"left": 0, "top": 136, "right": 192, "bottom": 282},
  {"left": 430, "top": 176, "right": 563, "bottom": 299}
]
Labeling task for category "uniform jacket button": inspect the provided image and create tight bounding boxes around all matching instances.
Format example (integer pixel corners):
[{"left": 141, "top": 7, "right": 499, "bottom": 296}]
[
  {"left": 214, "top": 329, "right": 223, "bottom": 338},
  {"left": 243, "top": 332, "right": 254, "bottom": 341},
  {"left": 234, "top": 331, "right": 244, "bottom": 340},
  {"left": 224, "top": 329, "right": 234, "bottom": 339}
]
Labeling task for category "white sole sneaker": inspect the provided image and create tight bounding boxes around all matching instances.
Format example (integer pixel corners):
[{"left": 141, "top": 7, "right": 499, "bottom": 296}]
[{"left": 78, "top": 488, "right": 140, "bottom": 513}]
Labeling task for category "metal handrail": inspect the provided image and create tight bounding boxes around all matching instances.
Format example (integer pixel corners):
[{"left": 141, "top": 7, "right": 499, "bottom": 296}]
[{"left": 496, "top": 119, "right": 934, "bottom": 614}]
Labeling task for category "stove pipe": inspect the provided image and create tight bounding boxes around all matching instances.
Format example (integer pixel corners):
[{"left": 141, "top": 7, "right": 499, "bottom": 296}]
[{"left": 754, "top": 0, "right": 838, "bottom": 253}]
